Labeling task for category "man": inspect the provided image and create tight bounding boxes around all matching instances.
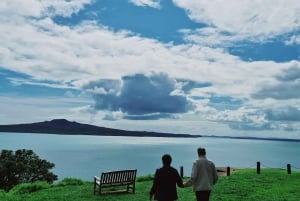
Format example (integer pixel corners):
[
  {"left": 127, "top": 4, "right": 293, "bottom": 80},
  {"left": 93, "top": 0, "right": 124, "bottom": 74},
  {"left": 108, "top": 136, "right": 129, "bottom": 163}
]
[
  {"left": 150, "top": 154, "right": 184, "bottom": 201},
  {"left": 184, "top": 147, "right": 218, "bottom": 201}
]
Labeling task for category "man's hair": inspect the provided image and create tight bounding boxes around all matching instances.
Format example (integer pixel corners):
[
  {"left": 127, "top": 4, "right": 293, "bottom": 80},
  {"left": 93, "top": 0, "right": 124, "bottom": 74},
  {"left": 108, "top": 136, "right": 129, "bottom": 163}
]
[
  {"left": 162, "top": 154, "right": 172, "bottom": 166},
  {"left": 197, "top": 147, "right": 206, "bottom": 156}
]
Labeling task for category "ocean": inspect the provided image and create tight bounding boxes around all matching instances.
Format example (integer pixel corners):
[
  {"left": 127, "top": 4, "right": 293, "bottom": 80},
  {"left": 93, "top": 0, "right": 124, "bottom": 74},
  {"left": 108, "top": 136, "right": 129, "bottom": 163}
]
[{"left": 1, "top": 132, "right": 299, "bottom": 181}]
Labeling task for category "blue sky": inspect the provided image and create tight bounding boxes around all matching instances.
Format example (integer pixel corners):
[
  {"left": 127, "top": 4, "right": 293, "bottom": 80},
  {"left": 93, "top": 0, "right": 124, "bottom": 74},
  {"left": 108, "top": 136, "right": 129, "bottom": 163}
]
[{"left": 1, "top": 0, "right": 300, "bottom": 139}]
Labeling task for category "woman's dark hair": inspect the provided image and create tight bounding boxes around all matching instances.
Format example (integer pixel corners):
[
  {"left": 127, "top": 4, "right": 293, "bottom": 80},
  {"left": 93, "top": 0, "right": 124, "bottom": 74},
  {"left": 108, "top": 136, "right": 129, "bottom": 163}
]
[{"left": 162, "top": 154, "right": 172, "bottom": 166}]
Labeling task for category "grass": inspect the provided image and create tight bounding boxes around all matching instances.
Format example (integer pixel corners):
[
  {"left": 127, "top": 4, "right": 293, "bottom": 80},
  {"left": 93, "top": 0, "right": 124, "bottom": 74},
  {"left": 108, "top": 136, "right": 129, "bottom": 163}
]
[
  {"left": 212, "top": 169, "right": 300, "bottom": 201},
  {"left": 0, "top": 169, "right": 299, "bottom": 201}
]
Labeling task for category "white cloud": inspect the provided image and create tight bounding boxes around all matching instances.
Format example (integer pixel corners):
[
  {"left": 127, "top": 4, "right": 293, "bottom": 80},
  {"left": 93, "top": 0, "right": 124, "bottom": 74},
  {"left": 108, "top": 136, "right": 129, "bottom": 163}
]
[
  {"left": 1, "top": 0, "right": 300, "bottom": 137},
  {"left": 285, "top": 35, "right": 300, "bottom": 45},
  {"left": 0, "top": 6, "right": 241, "bottom": 85},
  {"left": 42, "top": 0, "right": 92, "bottom": 17},
  {"left": 174, "top": 0, "right": 300, "bottom": 42},
  {"left": 179, "top": 27, "right": 255, "bottom": 46},
  {"left": 1, "top": 0, "right": 291, "bottom": 97},
  {"left": 0, "top": 0, "right": 92, "bottom": 18},
  {"left": 0, "top": 0, "right": 297, "bottom": 106},
  {"left": 129, "top": 0, "right": 161, "bottom": 9},
  {"left": 0, "top": 95, "right": 93, "bottom": 125},
  {"left": 0, "top": 0, "right": 43, "bottom": 17},
  {"left": 7, "top": 77, "right": 77, "bottom": 90}
]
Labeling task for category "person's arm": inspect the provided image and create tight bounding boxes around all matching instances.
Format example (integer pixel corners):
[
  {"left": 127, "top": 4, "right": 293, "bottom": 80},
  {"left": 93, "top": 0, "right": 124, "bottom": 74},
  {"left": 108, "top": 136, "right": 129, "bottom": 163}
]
[
  {"left": 175, "top": 170, "right": 184, "bottom": 188},
  {"left": 149, "top": 169, "right": 159, "bottom": 200},
  {"left": 184, "top": 162, "right": 197, "bottom": 187},
  {"left": 212, "top": 163, "right": 218, "bottom": 184}
]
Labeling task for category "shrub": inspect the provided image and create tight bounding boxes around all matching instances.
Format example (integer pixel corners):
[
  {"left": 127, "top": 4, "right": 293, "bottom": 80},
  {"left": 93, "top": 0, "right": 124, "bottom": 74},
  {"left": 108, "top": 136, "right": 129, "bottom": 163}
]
[
  {"left": 0, "top": 149, "right": 58, "bottom": 191},
  {"left": 9, "top": 181, "right": 50, "bottom": 195},
  {"left": 57, "top": 178, "right": 84, "bottom": 186}
]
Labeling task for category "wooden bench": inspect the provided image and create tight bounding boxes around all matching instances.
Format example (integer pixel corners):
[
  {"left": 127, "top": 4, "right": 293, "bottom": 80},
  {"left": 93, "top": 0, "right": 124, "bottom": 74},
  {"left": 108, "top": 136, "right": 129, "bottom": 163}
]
[{"left": 94, "top": 169, "right": 137, "bottom": 195}]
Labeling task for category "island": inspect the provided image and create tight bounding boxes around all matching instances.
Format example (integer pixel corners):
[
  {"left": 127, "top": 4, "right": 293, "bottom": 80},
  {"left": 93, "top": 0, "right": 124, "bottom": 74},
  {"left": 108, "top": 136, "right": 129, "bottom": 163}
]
[{"left": 0, "top": 119, "right": 201, "bottom": 138}]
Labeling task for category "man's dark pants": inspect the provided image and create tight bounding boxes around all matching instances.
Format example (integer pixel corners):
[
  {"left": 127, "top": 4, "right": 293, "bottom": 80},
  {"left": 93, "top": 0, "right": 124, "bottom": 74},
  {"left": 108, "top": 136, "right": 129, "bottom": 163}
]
[{"left": 195, "top": 190, "right": 211, "bottom": 201}]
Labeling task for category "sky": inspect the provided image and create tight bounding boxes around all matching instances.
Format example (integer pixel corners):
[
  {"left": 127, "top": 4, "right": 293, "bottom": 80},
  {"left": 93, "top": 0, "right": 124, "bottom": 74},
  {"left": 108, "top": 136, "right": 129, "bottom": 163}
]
[{"left": 1, "top": 0, "right": 300, "bottom": 139}]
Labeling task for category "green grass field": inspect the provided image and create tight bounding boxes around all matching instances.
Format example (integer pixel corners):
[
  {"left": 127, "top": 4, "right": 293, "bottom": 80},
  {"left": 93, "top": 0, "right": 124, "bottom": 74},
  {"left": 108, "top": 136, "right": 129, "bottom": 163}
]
[{"left": 0, "top": 169, "right": 299, "bottom": 201}]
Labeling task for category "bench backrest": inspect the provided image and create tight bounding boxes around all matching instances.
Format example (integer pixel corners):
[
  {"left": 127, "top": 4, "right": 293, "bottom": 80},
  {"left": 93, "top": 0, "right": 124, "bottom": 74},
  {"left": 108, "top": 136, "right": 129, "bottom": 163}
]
[{"left": 100, "top": 169, "right": 137, "bottom": 184}]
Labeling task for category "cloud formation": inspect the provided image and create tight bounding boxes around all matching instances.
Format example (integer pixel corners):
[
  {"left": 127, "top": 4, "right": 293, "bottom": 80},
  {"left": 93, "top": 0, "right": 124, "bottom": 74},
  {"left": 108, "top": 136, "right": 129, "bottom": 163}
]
[
  {"left": 266, "top": 106, "right": 300, "bottom": 122},
  {"left": 1, "top": 0, "right": 300, "bottom": 138},
  {"left": 129, "top": 0, "right": 161, "bottom": 8},
  {"left": 252, "top": 64, "right": 300, "bottom": 100},
  {"left": 174, "top": 0, "right": 300, "bottom": 46},
  {"left": 83, "top": 73, "right": 196, "bottom": 120},
  {"left": 174, "top": 0, "right": 300, "bottom": 36}
]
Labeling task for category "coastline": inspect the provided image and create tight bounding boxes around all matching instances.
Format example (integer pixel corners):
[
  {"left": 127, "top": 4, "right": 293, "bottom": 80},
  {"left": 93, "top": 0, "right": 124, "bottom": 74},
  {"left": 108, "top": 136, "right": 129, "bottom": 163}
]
[
  {"left": 1, "top": 119, "right": 300, "bottom": 141},
  {"left": 203, "top": 135, "right": 300, "bottom": 143}
]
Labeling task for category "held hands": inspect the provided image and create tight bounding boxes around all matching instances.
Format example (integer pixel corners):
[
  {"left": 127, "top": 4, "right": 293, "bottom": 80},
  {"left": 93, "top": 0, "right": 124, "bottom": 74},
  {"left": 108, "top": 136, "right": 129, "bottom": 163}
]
[{"left": 183, "top": 181, "right": 190, "bottom": 187}]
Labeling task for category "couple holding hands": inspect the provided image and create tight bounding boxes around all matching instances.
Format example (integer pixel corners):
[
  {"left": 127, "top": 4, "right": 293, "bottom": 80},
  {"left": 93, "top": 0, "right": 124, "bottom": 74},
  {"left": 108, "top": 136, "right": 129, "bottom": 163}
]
[{"left": 149, "top": 147, "right": 218, "bottom": 201}]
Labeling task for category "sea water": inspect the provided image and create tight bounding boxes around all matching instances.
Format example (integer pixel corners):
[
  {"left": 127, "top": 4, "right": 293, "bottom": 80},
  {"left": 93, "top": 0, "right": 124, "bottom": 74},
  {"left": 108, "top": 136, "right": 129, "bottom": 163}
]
[{"left": 1, "top": 133, "right": 299, "bottom": 181}]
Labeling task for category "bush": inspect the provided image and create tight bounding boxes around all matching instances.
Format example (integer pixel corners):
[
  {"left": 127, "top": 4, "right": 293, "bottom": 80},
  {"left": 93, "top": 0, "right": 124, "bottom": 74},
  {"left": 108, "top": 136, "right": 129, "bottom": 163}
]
[
  {"left": 0, "top": 149, "right": 58, "bottom": 191},
  {"left": 9, "top": 181, "right": 50, "bottom": 195},
  {"left": 57, "top": 178, "right": 84, "bottom": 186}
]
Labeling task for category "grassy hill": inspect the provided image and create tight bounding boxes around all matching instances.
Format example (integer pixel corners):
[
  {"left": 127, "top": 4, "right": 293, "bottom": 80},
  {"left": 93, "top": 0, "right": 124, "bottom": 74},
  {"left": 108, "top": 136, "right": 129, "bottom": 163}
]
[{"left": 1, "top": 169, "right": 299, "bottom": 201}]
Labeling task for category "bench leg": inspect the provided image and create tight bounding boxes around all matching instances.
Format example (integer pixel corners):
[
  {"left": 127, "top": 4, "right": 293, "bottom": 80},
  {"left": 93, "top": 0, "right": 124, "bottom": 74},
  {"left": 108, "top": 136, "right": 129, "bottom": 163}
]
[
  {"left": 93, "top": 179, "right": 101, "bottom": 195},
  {"left": 132, "top": 182, "right": 135, "bottom": 193},
  {"left": 126, "top": 183, "right": 135, "bottom": 193},
  {"left": 127, "top": 184, "right": 130, "bottom": 193}
]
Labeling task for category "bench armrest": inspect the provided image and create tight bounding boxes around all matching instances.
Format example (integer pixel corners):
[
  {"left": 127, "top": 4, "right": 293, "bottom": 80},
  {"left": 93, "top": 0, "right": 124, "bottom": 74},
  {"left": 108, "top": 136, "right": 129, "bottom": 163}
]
[{"left": 94, "top": 176, "right": 100, "bottom": 181}]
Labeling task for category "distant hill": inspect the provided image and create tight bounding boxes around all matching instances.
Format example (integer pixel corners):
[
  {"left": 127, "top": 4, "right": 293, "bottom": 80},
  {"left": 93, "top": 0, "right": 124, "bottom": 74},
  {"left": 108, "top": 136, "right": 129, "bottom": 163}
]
[{"left": 0, "top": 119, "right": 201, "bottom": 138}]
